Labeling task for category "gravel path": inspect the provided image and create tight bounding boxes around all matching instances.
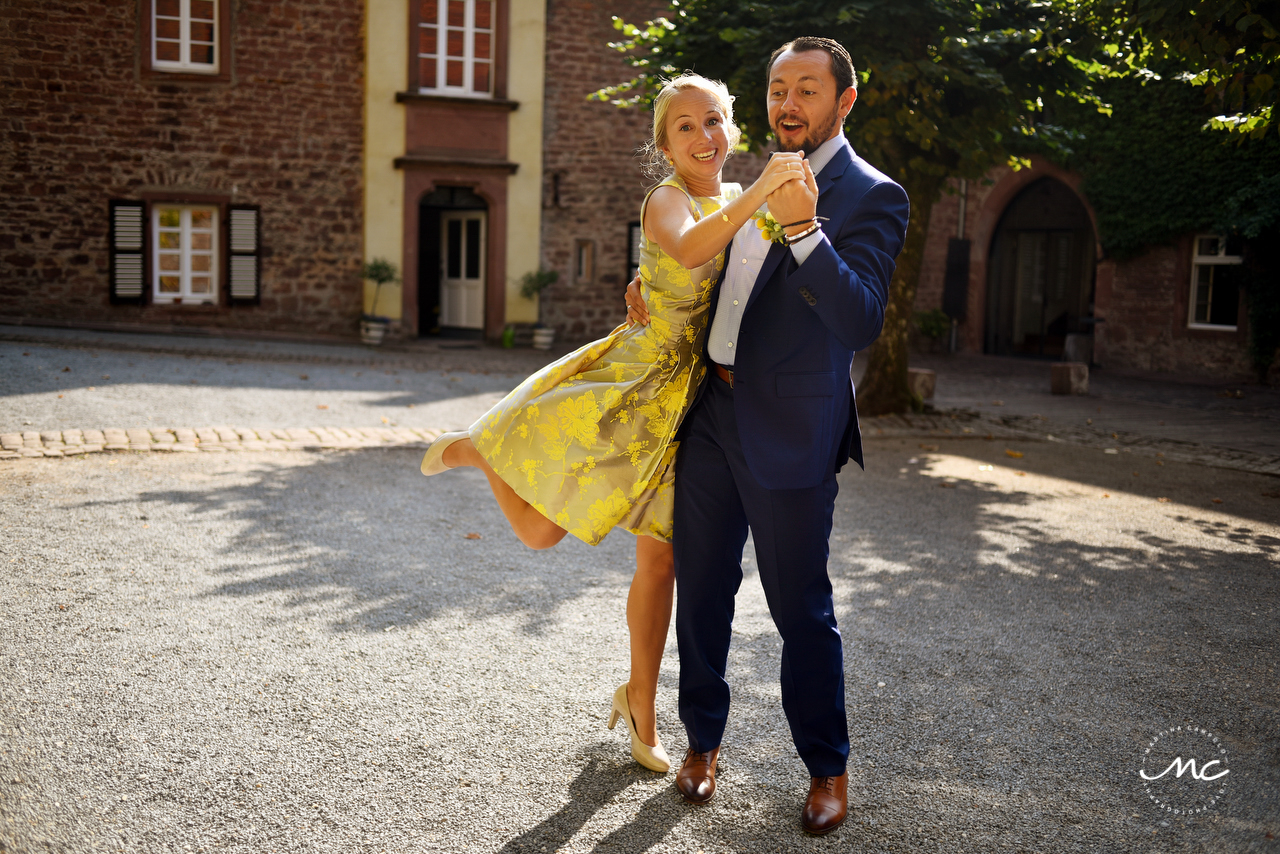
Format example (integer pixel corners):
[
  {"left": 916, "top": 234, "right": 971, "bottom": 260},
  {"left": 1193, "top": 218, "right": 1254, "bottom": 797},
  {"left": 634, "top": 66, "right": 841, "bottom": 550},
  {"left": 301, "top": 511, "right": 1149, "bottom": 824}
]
[
  {"left": 906, "top": 353, "right": 1280, "bottom": 458},
  {"left": 0, "top": 337, "right": 537, "bottom": 436},
  {"left": 2, "top": 439, "right": 1277, "bottom": 853}
]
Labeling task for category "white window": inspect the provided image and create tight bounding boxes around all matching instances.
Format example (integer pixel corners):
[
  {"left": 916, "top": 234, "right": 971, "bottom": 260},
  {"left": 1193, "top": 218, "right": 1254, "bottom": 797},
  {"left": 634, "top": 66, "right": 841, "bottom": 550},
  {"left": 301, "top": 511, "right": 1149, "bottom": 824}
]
[
  {"left": 418, "top": 0, "right": 493, "bottom": 97},
  {"left": 1188, "top": 235, "right": 1242, "bottom": 330},
  {"left": 153, "top": 205, "right": 218, "bottom": 304},
  {"left": 153, "top": 0, "right": 218, "bottom": 74}
]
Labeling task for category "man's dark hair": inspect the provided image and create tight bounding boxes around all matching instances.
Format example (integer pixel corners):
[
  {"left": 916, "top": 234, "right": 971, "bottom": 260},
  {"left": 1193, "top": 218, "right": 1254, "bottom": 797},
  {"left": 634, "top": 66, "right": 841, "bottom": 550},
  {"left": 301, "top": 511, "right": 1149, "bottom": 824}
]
[{"left": 768, "top": 37, "right": 856, "bottom": 94}]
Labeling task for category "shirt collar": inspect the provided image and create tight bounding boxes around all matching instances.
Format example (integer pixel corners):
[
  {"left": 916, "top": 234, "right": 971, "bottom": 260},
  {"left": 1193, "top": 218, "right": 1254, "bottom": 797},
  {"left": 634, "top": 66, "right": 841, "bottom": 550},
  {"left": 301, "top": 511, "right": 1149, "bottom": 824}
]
[{"left": 804, "top": 134, "right": 847, "bottom": 181}]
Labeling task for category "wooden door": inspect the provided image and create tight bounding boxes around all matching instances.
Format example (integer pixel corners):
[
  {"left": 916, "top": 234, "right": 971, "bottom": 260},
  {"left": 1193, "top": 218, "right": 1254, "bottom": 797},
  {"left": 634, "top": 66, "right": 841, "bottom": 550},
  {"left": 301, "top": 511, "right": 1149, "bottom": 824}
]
[{"left": 439, "top": 211, "right": 486, "bottom": 329}]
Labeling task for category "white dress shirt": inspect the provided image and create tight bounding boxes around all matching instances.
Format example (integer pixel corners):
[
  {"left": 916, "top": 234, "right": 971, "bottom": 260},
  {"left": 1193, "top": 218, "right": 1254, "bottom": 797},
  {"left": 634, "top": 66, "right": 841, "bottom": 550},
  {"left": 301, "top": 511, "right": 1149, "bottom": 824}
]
[{"left": 706, "top": 133, "right": 846, "bottom": 366}]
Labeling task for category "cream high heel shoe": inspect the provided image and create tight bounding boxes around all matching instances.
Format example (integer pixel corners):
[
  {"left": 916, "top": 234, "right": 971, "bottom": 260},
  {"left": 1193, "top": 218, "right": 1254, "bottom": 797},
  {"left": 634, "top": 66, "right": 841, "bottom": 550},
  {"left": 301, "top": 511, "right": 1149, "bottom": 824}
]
[
  {"left": 608, "top": 683, "right": 671, "bottom": 773},
  {"left": 420, "top": 431, "right": 470, "bottom": 476}
]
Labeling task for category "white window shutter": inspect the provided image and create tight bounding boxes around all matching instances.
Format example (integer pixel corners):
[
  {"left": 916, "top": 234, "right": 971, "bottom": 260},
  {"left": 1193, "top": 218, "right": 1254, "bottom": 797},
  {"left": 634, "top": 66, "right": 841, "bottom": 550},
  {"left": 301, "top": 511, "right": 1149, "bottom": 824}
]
[
  {"left": 228, "top": 206, "right": 260, "bottom": 303},
  {"left": 109, "top": 201, "right": 145, "bottom": 304}
]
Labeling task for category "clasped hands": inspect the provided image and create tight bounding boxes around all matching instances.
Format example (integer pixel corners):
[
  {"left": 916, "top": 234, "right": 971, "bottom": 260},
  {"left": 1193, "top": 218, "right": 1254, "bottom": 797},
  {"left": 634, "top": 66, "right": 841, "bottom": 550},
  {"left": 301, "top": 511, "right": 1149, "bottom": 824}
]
[
  {"left": 760, "top": 152, "right": 819, "bottom": 235},
  {"left": 626, "top": 153, "right": 818, "bottom": 327}
]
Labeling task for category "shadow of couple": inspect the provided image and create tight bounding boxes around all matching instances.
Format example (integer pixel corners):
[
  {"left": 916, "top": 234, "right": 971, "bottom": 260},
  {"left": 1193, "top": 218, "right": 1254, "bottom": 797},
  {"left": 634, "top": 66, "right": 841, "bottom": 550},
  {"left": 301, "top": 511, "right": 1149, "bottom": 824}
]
[{"left": 494, "top": 747, "right": 685, "bottom": 853}]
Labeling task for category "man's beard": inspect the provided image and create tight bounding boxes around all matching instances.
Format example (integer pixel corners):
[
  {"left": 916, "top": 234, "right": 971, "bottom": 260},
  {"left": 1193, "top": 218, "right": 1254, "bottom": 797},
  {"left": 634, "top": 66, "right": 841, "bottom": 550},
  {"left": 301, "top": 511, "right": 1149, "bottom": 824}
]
[{"left": 773, "top": 106, "right": 841, "bottom": 153}]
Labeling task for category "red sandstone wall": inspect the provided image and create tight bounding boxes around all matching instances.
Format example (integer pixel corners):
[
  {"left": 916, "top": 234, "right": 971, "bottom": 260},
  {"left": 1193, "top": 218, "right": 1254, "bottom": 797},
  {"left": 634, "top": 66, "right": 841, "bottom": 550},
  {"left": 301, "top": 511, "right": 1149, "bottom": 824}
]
[
  {"left": 915, "top": 168, "right": 1257, "bottom": 380},
  {"left": 0, "top": 0, "right": 364, "bottom": 337},
  {"left": 916, "top": 173, "right": 1002, "bottom": 348},
  {"left": 1096, "top": 240, "right": 1255, "bottom": 379},
  {"left": 914, "top": 184, "right": 958, "bottom": 316},
  {"left": 539, "top": 0, "right": 659, "bottom": 341}
]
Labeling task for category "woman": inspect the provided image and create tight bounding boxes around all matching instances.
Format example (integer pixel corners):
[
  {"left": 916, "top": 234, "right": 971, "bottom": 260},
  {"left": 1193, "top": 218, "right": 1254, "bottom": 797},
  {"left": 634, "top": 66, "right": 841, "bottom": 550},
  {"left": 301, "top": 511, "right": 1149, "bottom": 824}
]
[{"left": 419, "top": 74, "right": 805, "bottom": 772}]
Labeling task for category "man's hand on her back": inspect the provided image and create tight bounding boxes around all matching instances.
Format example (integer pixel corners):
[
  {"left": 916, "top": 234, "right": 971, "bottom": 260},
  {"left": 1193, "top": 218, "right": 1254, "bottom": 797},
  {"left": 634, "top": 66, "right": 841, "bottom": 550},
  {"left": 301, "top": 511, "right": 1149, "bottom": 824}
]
[{"left": 625, "top": 275, "right": 650, "bottom": 326}]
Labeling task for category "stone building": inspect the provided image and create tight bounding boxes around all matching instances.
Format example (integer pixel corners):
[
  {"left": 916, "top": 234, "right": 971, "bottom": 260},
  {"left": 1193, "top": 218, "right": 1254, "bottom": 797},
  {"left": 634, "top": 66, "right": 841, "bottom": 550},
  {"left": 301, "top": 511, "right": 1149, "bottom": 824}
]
[
  {"left": 1, "top": 0, "right": 366, "bottom": 337},
  {"left": 362, "top": 0, "right": 672, "bottom": 344},
  {"left": 914, "top": 159, "right": 1259, "bottom": 380},
  {"left": 3, "top": 2, "right": 1264, "bottom": 377},
  {"left": 0, "top": 0, "right": 756, "bottom": 347}
]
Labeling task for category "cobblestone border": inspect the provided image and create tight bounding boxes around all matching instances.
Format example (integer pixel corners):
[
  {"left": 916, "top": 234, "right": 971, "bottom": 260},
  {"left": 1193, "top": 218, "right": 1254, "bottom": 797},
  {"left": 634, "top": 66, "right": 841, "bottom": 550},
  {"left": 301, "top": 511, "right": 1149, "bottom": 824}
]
[
  {"left": 4, "top": 410, "right": 1276, "bottom": 477},
  {"left": 0, "top": 426, "right": 444, "bottom": 458}
]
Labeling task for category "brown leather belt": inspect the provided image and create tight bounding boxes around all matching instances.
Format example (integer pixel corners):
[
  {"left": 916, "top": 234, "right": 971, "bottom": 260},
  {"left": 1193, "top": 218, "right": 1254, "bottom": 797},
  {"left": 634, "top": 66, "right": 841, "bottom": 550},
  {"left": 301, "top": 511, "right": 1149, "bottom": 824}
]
[{"left": 712, "top": 362, "right": 734, "bottom": 388}]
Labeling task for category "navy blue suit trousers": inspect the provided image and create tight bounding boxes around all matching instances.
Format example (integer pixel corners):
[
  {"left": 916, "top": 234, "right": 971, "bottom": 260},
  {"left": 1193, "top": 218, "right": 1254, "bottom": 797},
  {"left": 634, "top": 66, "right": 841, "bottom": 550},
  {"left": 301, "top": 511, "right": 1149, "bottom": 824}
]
[
  {"left": 674, "top": 373, "right": 848, "bottom": 777},
  {"left": 671, "top": 139, "right": 906, "bottom": 779}
]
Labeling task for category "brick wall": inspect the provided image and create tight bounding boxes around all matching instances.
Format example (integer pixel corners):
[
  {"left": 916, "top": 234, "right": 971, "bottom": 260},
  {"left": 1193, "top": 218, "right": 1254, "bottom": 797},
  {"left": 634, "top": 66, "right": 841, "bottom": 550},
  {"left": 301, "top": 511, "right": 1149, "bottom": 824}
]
[
  {"left": 538, "top": 0, "right": 660, "bottom": 341},
  {"left": 1098, "top": 241, "right": 1256, "bottom": 379},
  {"left": 0, "top": 0, "right": 364, "bottom": 337},
  {"left": 915, "top": 166, "right": 1257, "bottom": 379},
  {"left": 915, "top": 183, "right": 959, "bottom": 315},
  {"left": 916, "top": 175, "right": 998, "bottom": 337},
  {"left": 539, "top": 0, "right": 768, "bottom": 343}
]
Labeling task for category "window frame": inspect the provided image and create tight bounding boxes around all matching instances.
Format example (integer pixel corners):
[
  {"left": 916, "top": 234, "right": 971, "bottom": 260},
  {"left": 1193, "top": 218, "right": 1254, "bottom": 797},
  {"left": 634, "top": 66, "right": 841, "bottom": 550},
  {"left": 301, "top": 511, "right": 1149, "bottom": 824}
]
[
  {"left": 151, "top": 203, "right": 221, "bottom": 306},
  {"left": 410, "top": 0, "right": 506, "bottom": 99},
  {"left": 1186, "top": 234, "right": 1243, "bottom": 331},
  {"left": 574, "top": 239, "right": 595, "bottom": 285},
  {"left": 141, "top": 0, "right": 232, "bottom": 82}
]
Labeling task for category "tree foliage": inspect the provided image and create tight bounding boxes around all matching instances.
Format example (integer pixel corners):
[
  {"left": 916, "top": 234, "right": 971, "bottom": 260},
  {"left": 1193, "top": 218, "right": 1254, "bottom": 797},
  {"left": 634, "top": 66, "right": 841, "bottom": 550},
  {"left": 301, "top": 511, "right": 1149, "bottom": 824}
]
[
  {"left": 1082, "top": 0, "right": 1280, "bottom": 137},
  {"left": 596, "top": 0, "right": 1101, "bottom": 413},
  {"left": 1034, "top": 73, "right": 1280, "bottom": 379},
  {"left": 1042, "top": 74, "right": 1280, "bottom": 257}
]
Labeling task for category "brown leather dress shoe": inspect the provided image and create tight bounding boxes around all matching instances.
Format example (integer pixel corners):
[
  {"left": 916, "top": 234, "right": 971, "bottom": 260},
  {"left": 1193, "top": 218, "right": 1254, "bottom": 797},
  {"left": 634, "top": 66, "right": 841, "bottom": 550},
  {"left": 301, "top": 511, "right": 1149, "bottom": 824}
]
[
  {"left": 801, "top": 770, "right": 848, "bottom": 834},
  {"left": 675, "top": 746, "right": 720, "bottom": 804}
]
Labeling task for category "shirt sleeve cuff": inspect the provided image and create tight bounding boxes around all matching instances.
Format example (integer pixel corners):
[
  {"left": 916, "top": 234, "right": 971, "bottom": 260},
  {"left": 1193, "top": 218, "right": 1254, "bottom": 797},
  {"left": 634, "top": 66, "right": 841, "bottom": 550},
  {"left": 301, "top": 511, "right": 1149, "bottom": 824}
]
[{"left": 789, "top": 230, "right": 826, "bottom": 266}]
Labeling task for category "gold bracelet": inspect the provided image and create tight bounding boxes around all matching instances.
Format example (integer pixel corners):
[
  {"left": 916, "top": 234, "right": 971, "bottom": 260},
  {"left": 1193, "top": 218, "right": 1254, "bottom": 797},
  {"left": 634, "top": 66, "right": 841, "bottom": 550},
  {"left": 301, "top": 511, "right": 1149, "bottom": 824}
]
[{"left": 721, "top": 212, "right": 733, "bottom": 225}]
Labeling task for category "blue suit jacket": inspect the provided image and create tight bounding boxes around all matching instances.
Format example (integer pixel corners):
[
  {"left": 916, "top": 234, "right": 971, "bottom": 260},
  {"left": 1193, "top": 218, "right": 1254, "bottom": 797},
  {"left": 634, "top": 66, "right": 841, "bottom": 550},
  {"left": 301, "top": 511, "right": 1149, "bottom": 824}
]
[{"left": 702, "top": 139, "right": 909, "bottom": 490}]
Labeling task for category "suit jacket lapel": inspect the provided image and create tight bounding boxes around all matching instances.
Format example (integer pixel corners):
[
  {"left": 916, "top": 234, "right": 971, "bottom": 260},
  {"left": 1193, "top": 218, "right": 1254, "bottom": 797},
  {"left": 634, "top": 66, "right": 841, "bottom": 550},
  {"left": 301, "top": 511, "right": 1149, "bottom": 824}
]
[
  {"left": 814, "top": 137, "right": 853, "bottom": 197},
  {"left": 742, "top": 139, "right": 855, "bottom": 314}
]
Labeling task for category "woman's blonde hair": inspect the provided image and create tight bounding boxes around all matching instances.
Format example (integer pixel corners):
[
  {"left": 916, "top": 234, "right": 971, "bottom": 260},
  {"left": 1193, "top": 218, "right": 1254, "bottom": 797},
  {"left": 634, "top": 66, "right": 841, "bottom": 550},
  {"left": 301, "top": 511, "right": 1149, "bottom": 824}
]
[{"left": 642, "top": 73, "right": 741, "bottom": 179}]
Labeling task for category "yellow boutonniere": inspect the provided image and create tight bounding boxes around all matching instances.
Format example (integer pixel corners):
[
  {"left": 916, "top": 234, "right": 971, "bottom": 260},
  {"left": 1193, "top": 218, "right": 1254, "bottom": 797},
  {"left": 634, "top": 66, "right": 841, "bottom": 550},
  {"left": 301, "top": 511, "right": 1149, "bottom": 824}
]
[{"left": 752, "top": 211, "right": 787, "bottom": 245}]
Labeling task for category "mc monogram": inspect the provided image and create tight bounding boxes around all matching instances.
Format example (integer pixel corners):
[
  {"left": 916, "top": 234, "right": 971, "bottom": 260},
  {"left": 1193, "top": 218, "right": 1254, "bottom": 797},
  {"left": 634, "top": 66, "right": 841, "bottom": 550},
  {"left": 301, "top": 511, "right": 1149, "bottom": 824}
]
[
  {"left": 1139, "top": 725, "right": 1231, "bottom": 817},
  {"left": 1139, "top": 756, "right": 1230, "bottom": 782}
]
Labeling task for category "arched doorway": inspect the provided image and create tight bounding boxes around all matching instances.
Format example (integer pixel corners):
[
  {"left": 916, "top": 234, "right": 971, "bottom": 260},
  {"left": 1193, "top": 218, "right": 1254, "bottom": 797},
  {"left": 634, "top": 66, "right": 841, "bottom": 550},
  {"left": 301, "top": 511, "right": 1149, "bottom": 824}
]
[
  {"left": 984, "top": 178, "right": 1096, "bottom": 358},
  {"left": 418, "top": 185, "right": 488, "bottom": 337}
]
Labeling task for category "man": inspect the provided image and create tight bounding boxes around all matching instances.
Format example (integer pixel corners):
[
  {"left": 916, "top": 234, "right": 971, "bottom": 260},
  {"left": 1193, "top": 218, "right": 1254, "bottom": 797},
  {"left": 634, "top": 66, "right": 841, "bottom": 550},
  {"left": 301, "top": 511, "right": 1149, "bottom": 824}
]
[{"left": 626, "top": 37, "right": 909, "bottom": 834}]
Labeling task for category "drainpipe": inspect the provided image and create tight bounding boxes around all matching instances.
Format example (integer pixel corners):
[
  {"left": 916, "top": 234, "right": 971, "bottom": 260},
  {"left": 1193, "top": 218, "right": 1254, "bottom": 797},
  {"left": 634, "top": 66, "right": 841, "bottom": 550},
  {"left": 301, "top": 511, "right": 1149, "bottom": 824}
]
[{"left": 950, "top": 179, "right": 967, "bottom": 354}]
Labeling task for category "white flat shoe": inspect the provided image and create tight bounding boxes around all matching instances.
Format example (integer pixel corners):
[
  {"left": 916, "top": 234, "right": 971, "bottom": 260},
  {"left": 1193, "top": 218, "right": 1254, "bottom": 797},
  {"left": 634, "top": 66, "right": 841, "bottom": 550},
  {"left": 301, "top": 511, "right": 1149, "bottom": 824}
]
[
  {"left": 607, "top": 683, "right": 671, "bottom": 773},
  {"left": 420, "top": 431, "right": 470, "bottom": 476}
]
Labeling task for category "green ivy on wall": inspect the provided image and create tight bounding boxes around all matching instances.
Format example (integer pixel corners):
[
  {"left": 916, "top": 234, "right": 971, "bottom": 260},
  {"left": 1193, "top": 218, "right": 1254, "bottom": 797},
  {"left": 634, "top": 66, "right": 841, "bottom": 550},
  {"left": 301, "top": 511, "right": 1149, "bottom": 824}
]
[
  {"left": 1029, "top": 76, "right": 1280, "bottom": 379},
  {"left": 1041, "top": 76, "right": 1280, "bottom": 260}
]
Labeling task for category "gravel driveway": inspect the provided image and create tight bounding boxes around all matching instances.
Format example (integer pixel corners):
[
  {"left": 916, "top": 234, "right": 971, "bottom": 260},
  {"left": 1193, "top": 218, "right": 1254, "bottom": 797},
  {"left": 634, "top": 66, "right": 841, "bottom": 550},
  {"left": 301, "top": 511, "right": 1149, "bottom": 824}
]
[
  {"left": 0, "top": 337, "right": 545, "bottom": 435},
  {"left": 2, "top": 436, "right": 1276, "bottom": 853}
]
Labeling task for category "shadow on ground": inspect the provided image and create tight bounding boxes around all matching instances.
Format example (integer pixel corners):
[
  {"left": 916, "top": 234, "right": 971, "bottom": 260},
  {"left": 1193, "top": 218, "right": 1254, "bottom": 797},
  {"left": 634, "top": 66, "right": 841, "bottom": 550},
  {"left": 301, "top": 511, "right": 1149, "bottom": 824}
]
[{"left": 56, "top": 445, "right": 1279, "bottom": 852}]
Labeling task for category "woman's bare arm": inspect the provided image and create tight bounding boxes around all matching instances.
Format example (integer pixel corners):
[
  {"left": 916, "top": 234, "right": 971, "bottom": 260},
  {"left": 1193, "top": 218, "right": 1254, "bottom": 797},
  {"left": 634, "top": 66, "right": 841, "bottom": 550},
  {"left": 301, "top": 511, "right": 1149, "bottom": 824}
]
[{"left": 643, "top": 153, "right": 806, "bottom": 270}]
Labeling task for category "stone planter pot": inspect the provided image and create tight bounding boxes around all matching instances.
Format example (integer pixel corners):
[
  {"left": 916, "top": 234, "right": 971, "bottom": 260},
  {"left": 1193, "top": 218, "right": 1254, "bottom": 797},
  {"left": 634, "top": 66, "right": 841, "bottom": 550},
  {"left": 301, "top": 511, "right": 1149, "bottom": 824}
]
[
  {"left": 360, "top": 318, "right": 390, "bottom": 346},
  {"left": 532, "top": 327, "right": 556, "bottom": 350}
]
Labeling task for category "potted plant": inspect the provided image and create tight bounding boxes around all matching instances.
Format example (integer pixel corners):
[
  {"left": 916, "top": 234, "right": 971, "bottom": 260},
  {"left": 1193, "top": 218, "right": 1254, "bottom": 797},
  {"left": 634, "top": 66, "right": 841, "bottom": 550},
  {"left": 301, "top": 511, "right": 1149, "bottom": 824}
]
[
  {"left": 912, "top": 308, "right": 951, "bottom": 355},
  {"left": 520, "top": 269, "right": 559, "bottom": 350},
  {"left": 360, "top": 258, "right": 399, "bottom": 346}
]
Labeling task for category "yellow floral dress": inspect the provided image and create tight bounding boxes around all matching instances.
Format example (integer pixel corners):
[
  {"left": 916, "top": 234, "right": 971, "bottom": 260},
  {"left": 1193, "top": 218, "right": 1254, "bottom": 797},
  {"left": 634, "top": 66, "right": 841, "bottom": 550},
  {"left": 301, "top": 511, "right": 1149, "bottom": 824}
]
[{"left": 471, "top": 176, "right": 742, "bottom": 545}]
